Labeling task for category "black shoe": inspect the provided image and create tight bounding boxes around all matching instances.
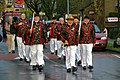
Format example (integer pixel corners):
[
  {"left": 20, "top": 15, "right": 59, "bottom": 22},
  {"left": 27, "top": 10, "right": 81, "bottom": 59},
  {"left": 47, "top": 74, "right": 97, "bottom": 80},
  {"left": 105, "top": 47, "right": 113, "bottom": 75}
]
[
  {"left": 38, "top": 65, "right": 43, "bottom": 72},
  {"left": 82, "top": 66, "right": 86, "bottom": 70},
  {"left": 67, "top": 68, "right": 71, "bottom": 73},
  {"left": 12, "top": 50, "right": 15, "bottom": 54},
  {"left": 55, "top": 50, "right": 57, "bottom": 55},
  {"left": 88, "top": 66, "right": 93, "bottom": 72},
  {"left": 9, "top": 52, "right": 11, "bottom": 54},
  {"left": 51, "top": 52, "right": 54, "bottom": 54},
  {"left": 32, "top": 65, "right": 37, "bottom": 71},
  {"left": 77, "top": 60, "right": 81, "bottom": 66},
  {"left": 63, "top": 56, "right": 66, "bottom": 61},
  {"left": 19, "top": 58, "right": 23, "bottom": 61},
  {"left": 58, "top": 57, "right": 61, "bottom": 60},
  {"left": 72, "top": 66, "right": 77, "bottom": 73}
]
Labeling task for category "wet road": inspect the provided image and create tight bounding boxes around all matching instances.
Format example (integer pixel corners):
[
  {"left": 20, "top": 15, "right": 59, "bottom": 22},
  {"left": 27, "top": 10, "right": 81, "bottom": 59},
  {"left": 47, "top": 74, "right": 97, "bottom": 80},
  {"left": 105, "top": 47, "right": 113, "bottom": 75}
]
[{"left": 0, "top": 42, "right": 120, "bottom": 80}]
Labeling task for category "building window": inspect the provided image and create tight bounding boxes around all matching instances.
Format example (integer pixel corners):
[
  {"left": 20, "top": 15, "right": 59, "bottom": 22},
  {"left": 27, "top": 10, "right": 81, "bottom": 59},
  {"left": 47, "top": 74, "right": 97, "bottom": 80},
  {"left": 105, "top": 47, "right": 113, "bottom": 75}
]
[{"left": 8, "top": 0, "right": 13, "bottom": 3}]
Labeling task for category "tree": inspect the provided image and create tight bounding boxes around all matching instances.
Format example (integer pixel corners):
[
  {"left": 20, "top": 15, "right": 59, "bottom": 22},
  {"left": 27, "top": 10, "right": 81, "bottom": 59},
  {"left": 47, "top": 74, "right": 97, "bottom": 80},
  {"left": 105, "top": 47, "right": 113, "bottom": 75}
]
[
  {"left": 25, "top": 0, "right": 56, "bottom": 20},
  {"left": 41, "top": 0, "right": 56, "bottom": 20},
  {"left": 24, "top": 0, "right": 42, "bottom": 15}
]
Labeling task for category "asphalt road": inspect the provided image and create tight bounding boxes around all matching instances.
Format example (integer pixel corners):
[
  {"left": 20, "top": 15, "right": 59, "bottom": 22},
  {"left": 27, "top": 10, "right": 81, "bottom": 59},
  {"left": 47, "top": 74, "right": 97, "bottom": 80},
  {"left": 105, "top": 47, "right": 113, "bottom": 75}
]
[{"left": 0, "top": 42, "right": 120, "bottom": 80}]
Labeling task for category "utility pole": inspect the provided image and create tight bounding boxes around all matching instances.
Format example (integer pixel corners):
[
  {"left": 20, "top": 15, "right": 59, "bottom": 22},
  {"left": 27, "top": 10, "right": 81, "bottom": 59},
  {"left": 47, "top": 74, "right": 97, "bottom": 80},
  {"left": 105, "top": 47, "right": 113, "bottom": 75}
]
[
  {"left": 67, "top": 0, "right": 69, "bottom": 15},
  {"left": 118, "top": 0, "right": 120, "bottom": 26}
]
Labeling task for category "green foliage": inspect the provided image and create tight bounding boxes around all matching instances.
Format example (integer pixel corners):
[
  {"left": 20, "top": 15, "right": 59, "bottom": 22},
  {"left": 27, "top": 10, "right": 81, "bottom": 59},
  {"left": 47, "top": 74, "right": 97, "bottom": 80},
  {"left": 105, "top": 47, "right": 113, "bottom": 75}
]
[{"left": 108, "top": 12, "right": 120, "bottom": 17}]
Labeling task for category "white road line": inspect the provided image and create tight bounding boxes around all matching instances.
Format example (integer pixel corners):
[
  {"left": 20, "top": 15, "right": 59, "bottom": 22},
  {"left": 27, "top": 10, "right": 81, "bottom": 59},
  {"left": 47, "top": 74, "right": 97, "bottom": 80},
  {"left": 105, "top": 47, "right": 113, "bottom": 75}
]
[{"left": 112, "top": 54, "right": 120, "bottom": 58}]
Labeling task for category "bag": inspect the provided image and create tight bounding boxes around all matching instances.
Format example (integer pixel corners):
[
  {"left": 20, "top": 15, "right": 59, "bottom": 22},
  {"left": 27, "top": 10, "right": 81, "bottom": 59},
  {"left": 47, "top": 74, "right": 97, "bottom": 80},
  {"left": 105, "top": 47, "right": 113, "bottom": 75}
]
[{"left": 10, "top": 24, "right": 17, "bottom": 34}]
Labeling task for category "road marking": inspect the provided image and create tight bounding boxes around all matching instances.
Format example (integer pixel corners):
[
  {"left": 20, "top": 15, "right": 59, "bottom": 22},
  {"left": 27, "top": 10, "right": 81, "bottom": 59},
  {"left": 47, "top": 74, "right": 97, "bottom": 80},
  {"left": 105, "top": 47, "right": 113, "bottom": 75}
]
[{"left": 112, "top": 54, "right": 120, "bottom": 58}]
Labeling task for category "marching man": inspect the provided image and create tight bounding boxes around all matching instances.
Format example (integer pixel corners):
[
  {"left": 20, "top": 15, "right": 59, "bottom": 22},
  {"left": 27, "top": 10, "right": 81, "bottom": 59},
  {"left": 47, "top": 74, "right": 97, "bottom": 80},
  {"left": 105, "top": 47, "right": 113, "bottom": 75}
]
[
  {"left": 28, "top": 14, "right": 47, "bottom": 72},
  {"left": 74, "top": 17, "right": 81, "bottom": 66},
  {"left": 61, "top": 16, "right": 78, "bottom": 73},
  {"left": 47, "top": 17, "right": 58, "bottom": 55},
  {"left": 79, "top": 16, "right": 96, "bottom": 72},
  {"left": 14, "top": 13, "right": 29, "bottom": 61}
]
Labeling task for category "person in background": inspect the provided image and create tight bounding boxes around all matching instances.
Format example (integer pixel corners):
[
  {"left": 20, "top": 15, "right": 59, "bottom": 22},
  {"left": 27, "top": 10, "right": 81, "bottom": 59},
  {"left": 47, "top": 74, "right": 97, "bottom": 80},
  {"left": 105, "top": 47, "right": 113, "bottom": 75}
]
[
  {"left": 5, "top": 16, "right": 15, "bottom": 54},
  {"left": 73, "top": 17, "right": 81, "bottom": 66},
  {"left": 79, "top": 16, "right": 96, "bottom": 72},
  {"left": 14, "top": 13, "right": 29, "bottom": 61},
  {"left": 47, "top": 17, "right": 58, "bottom": 55},
  {"left": 56, "top": 17, "right": 66, "bottom": 59}
]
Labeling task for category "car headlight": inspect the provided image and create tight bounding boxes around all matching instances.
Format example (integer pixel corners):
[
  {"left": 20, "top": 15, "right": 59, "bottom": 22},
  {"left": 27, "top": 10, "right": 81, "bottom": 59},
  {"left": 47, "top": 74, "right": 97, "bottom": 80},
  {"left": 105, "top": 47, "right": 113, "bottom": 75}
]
[{"left": 101, "top": 37, "right": 107, "bottom": 40}]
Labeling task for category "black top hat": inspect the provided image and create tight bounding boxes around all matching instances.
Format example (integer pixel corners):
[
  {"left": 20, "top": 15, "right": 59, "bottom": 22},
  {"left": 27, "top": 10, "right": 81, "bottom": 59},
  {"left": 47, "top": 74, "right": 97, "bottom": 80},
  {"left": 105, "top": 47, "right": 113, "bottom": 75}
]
[
  {"left": 52, "top": 17, "right": 56, "bottom": 20},
  {"left": 84, "top": 16, "right": 90, "bottom": 19},
  {"left": 34, "top": 14, "right": 39, "bottom": 17}
]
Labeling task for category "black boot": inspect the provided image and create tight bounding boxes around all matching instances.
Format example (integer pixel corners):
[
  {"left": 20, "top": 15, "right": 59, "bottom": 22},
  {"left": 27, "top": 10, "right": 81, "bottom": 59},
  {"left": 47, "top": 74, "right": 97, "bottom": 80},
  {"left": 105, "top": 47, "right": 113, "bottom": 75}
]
[
  {"left": 55, "top": 50, "right": 57, "bottom": 55},
  {"left": 88, "top": 65, "right": 93, "bottom": 72},
  {"left": 32, "top": 65, "right": 37, "bottom": 71},
  {"left": 82, "top": 66, "right": 86, "bottom": 70},
  {"left": 77, "top": 60, "right": 81, "bottom": 66},
  {"left": 38, "top": 65, "right": 43, "bottom": 72},
  {"left": 67, "top": 68, "right": 71, "bottom": 73},
  {"left": 12, "top": 50, "right": 15, "bottom": 54},
  {"left": 72, "top": 66, "right": 77, "bottom": 73}
]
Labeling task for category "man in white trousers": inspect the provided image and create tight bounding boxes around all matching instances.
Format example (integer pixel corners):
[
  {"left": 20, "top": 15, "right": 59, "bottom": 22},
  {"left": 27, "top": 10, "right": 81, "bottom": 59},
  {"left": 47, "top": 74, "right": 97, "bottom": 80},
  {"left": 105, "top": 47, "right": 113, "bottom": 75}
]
[
  {"left": 61, "top": 16, "right": 78, "bottom": 73},
  {"left": 79, "top": 16, "right": 96, "bottom": 72},
  {"left": 14, "top": 13, "right": 29, "bottom": 61},
  {"left": 29, "top": 14, "right": 47, "bottom": 72},
  {"left": 47, "top": 17, "right": 58, "bottom": 55},
  {"left": 73, "top": 17, "right": 81, "bottom": 66},
  {"left": 56, "top": 17, "right": 66, "bottom": 59}
]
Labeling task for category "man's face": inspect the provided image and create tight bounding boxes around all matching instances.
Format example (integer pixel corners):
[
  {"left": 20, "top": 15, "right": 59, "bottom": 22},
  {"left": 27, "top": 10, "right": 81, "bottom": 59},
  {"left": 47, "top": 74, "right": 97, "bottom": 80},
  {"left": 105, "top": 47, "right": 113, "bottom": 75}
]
[
  {"left": 59, "top": 18, "right": 64, "bottom": 24},
  {"left": 9, "top": 17, "right": 12, "bottom": 22},
  {"left": 67, "top": 19, "right": 73, "bottom": 24},
  {"left": 74, "top": 18, "right": 79, "bottom": 24},
  {"left": 21, "top": 14, "right": 26, "bottom": 19},
  {"left": 34, "top": 16, "right": 40, "bottom": 22},
  {"left": 83, "top": 18, "right": 90, "bottom": 24},
  {"left": 53, "top": 19, "right": 56, "bottom": 23}
]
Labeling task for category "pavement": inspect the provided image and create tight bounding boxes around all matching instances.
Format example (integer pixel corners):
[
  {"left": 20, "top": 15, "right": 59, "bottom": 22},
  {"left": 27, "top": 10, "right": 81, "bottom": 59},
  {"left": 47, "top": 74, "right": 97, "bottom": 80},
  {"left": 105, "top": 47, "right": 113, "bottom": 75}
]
[{"left": 0, "top": 39, "right": 120, "bottom": 80}]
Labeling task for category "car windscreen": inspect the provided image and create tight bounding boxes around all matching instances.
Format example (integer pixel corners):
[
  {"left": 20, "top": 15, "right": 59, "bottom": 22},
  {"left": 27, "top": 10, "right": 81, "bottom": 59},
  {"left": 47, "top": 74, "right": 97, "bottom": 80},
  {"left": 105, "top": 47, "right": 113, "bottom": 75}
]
[{"left": 93, "top": 24, "right": 101, "bottom": 33}]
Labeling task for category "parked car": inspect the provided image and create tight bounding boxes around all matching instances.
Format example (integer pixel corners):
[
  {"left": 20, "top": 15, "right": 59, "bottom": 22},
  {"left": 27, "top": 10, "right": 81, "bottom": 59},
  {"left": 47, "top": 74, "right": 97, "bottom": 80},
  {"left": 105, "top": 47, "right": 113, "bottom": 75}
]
[{"left": 93, "top": 24, "right": 108, "bottom": 50}]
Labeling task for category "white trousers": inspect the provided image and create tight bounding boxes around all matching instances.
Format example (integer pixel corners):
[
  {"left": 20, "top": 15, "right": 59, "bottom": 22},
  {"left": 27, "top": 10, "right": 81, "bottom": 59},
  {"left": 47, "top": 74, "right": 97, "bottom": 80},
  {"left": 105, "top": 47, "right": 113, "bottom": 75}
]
[
  {"left": 66, "top": 46, "right": 77, "bottom": 69},
  {"left": 16, "top": 37, "right": 25, "bottom": 59},
  {"left": 30, "top": 44, "right": 44, "bottom": 66},
  {"left": 81, "top": 44, "right": 93, "bottom": 67},
  {"left": 76, "top": 44, "right": 81, "bottom": 62},
  {"left": 25, "top": 45, "right": 31, "bottom": 61},
  {"left": 6, "top": 34, "right": 15, "bottom": 52},
  {"left": 57, "top": 40, "right": 63, "bottom": 57},
  {"left": 50, "top": 38, "right": 57, "bottom": 53}
]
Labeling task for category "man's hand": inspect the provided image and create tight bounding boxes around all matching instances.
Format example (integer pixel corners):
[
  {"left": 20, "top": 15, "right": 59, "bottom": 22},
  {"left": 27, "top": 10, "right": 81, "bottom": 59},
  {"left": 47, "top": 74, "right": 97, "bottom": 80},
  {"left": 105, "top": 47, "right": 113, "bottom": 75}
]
[{"left": 18, "top": 22, "right": 23, "bottom": 25}]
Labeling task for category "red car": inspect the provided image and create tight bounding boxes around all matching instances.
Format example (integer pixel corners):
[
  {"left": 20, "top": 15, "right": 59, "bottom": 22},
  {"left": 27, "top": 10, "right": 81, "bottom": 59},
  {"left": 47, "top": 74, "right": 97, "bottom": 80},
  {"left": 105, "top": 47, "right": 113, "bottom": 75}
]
[{"left": 93, "top": 24, "right": 108, "bottom": 50}]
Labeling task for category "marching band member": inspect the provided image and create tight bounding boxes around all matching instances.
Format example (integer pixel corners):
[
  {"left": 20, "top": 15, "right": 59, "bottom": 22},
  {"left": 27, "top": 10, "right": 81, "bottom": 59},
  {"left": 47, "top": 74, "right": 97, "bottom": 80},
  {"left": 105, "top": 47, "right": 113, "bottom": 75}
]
[
  {"left": 47, "top": 17, "right": 58, "bottom": 55},
  {"left": 14, "top": 13, "right": 29, "bottom": 61},
  {"left": 61, "top": 16, "right": 78, "bottom": 73},
  {"left": 56, "top": 17, "right": 66, "bottom": 59},
  {"left": 28, "top": 14, "right": 47, "bottom": 72},
  {"left": 74, "top": 17, "right": 81, "bottom": 66},
  {"left": 79, "top": 16, "right": 96, "bottom": 72}
]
